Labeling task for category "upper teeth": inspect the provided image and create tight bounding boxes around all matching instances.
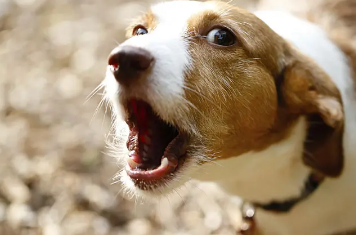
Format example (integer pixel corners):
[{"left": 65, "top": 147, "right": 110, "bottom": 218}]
[
  {"left": 144, "top": 135, "right": 151, "bottom": 144},
  {"left": 142, "top": 151, "right": 148, "bottom": 161}
]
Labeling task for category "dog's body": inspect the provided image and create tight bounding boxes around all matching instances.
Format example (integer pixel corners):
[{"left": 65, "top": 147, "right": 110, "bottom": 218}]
[{"left": 103, "top": 1, "right": 356, "bottom": 234}]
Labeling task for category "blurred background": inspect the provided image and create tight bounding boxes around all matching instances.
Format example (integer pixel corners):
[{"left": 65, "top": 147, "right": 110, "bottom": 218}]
[{"left": 0, "top": 0, "right": 337, "bottom": 234}]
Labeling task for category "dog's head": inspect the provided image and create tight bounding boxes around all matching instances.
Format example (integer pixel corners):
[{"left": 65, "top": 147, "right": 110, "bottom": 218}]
[{"left": 104, "top": 1, "right": 344, "bottom": 198}]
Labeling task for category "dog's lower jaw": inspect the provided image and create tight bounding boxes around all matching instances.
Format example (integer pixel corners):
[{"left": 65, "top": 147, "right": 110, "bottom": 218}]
[{"left": 117, "top": 146, "right": 202, "bottom": 200}]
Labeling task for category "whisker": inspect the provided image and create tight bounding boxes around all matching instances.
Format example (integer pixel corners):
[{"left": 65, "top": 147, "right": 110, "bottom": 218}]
[
  {"left": 85, "top": 82, "right": 104, "bottom": 104},
  {"left": 90, "top": 97, "right": 106, "bottom": 125}
]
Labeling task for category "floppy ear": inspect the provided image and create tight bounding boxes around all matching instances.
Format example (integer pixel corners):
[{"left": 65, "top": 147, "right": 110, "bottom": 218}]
[{"left": 278, "top": 54, "right": 344, "bottom": 177}]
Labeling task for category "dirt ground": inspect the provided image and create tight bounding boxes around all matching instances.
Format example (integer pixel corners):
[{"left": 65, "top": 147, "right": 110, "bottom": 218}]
[{"left": 0, "top": 0, "right": 261, "bottom": 235}]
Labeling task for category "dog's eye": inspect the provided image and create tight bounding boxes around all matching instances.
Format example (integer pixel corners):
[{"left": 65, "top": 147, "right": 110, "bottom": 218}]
[
  {"left": 206, "top": 28, "right": 235, "bottom": 46},
  {"left": 133, "top": 26, "right": 148, "bottom": 36}
]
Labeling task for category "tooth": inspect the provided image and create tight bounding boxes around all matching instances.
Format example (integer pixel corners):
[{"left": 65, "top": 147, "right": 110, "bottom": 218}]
[
  {"left": 144, "top": 145, "right": 149, "bottom": 152},
  {"left": 145, "top": 135, "right": 151, "bottom": 144},
  {"left": 127, "top": 157, "right": 139, "bottom": 169},
  {"left": 160, "top": 158, "right": 168, "bottom": 168},
  {"left": 142, "top": 152, "right": 148, "bottom": 161}
]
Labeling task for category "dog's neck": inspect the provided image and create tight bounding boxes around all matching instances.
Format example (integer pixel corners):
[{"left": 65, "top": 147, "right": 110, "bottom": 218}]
[{"left": 192, "top": 118, "right": 311, "bottom": 204}]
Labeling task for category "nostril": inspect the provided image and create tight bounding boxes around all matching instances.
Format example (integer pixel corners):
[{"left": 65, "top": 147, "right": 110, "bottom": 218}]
[
  {"left": 108, "top": 47, "right": 122, "bottom": 69},
  {"left": 108, "top": 55, "right": 119, "bottom": 69}
]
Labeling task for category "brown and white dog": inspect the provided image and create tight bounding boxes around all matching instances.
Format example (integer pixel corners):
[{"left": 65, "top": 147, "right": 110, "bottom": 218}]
[{"left": 102, "top": 0, "right": 356, "bottom": 234}]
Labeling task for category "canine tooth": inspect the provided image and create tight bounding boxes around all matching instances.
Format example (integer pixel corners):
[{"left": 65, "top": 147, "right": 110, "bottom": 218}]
[
  {"left": 127, "top": 157, "right": 139, "bottom": 169},
  {"left": 161, "top": 158, "right": 168, "bottom": 168}
]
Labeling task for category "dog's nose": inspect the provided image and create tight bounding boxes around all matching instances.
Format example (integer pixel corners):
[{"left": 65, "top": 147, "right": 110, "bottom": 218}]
[{"left": 108, "top": 46, "right": 154, "bottom": 85}]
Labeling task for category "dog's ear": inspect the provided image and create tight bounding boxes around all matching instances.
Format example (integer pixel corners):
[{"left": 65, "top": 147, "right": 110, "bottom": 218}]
[{"left": 278, "top": 53, "right": 344, "bottom": 177}]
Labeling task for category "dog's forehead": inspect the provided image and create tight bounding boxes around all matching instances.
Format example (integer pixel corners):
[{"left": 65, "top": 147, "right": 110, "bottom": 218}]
[
  {"left": 150, "top": 1, "right": 213, "bottom": 31},
  {"left": 152, "top": 1, "right": 204, "bottom": 20}
]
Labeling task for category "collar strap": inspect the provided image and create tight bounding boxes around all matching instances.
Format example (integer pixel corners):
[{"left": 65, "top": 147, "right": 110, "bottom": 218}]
[{"left": 254, "top": 172, "right": 324, "bottom": 213}]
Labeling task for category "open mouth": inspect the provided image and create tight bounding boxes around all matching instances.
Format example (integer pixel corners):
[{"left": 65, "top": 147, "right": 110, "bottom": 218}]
[{"left": 125, "top": 99, "right": 188, "bottom": 188}]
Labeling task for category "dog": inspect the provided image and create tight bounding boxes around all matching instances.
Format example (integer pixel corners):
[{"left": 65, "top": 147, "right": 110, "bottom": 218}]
[{"left": 102, "top": 0, "right": 356, "bottom": 234}]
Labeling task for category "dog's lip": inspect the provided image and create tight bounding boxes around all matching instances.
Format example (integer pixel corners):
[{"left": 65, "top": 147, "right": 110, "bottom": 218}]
[{"left": 125, "top": 154, "right": 178, "bottom": 181}]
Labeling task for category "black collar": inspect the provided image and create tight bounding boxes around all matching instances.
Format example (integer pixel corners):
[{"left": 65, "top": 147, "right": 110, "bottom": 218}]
[{"left": 254, "top": 172, "right": 324, "bottom": 213}]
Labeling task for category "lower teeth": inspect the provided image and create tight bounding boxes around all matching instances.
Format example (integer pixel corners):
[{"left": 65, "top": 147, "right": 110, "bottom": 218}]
[
  {"left": 127, "top": 156, "right": 170, "bottom": 171},
  {"left": 160, "top": 158, "right": 168, "bottom": 168},
  {"left": 127, "top": 156, "right": 139, "bottom": 169}
]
